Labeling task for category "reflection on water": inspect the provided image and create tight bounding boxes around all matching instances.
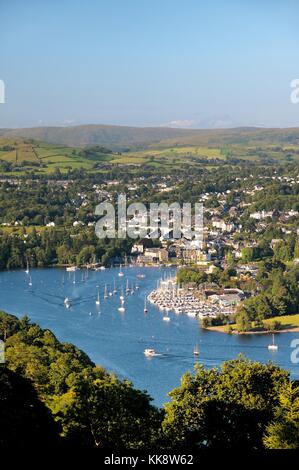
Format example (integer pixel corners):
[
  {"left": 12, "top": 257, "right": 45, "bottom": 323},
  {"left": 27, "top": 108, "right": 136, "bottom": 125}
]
[{"left": 0, "top": 266, "right": 298, "bottom": 406}]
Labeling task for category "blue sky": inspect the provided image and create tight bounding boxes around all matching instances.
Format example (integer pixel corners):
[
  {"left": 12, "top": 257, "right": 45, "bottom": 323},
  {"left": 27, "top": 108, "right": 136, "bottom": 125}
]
[{"left": 0, "top": 0, "right": 299, "bottom": 128}]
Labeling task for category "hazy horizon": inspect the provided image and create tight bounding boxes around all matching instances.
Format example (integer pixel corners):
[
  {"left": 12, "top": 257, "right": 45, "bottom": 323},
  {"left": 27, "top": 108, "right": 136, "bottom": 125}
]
[{"left": 1, "top": 122, "right": 299, "bottom": 131}]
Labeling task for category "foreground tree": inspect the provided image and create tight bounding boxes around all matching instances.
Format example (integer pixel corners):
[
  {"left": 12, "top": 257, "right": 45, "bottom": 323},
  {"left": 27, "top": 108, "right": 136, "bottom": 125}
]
[
  {"left": 0, "top": 367, "right": 60, "bottom": 447},
  {"left": 52, "top": 368, "right": 163, "bottom": 448},
  {"left": 263, "top": 383, "right": 299, "bottom": 449},
  {"left": 162, "top": 356, "right": 289, "bottom": 449},
  {"left": 1, "top": 311, "right": 163, "bottom": 448}
]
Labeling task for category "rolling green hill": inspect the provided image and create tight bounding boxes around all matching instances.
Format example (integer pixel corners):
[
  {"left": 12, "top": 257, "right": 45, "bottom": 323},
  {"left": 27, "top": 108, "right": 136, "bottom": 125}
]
[
  {"left": 1, "top": 124, "right": 299, "bottom": 150},
  {"left": 0, "top": 125, "right": 193, "bottom": 149},
  {"left": 0, "top": 138, "right": 115, "bottom": 174},
  {"left": 1, "top": 125, "right": 299, "bottom": 175}
]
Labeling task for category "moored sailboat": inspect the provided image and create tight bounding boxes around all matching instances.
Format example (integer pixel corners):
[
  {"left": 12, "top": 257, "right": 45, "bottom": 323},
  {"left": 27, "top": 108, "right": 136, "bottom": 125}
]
[
  {"left": 96, "top": 289, "right": 100, "bottom": 306},
  {"left": 25, "top": 258, "right": 30, "bottom": 274},
  {"left": 104, "top": 284, "right": 108, "bottom": 299},
  {"left": 118, "top": 264, "right": 124, "bottom": 277},
  {"left": 118, "top": 300, "right": 125, "bottom": 313},
  {"left": 268, "top": 334, "right": 278, "bottom": 351}
]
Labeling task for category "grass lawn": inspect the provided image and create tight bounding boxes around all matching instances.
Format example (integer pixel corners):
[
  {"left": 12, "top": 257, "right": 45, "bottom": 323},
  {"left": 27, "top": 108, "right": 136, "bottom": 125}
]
[
  {"left": 209, "top": 313, "right": 299, "bottom": 334},
  {"left": 263, "top": 314, "right": 299, "bottom": 329}
]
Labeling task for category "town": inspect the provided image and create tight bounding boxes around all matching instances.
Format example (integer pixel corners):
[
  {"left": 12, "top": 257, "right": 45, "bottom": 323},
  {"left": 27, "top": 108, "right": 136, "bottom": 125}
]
[{"left": 0, "top": 158, "right": 298, "bottom": 333}]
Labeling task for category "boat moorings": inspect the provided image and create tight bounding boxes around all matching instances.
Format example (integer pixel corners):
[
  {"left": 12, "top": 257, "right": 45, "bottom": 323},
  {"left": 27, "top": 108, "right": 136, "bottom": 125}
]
[{"left": 148, "top": 286, "right": 236, "bottom": 318}]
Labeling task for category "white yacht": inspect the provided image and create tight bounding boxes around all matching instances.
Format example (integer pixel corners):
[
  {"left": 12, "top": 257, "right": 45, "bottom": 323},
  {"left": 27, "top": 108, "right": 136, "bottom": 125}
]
[
  {"left": 96, "top": 290, "right": 100, "bottom": 306},
  {"left": 64, "top": 297, "right": 71, "bottom": 309},
  {"left": 104, "top": 284, "right": 108, "bottom": 299},
  {"left": 268, "top": 334, "right": 278, "bottom": 351},
  {"left": 118, "top": 264, "right": 124, "bottom": 277}
]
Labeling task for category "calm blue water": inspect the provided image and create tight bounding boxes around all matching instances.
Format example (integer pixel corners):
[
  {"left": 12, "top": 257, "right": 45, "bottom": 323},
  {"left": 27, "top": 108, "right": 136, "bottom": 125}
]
[{"left": 0, "top": 267, "right": 298, "bottom": 406}]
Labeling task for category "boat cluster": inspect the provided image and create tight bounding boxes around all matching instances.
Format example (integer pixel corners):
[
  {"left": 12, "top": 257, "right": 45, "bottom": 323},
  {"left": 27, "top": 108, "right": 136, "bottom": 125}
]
[
  {"left": 148, "top": 287, "right": 221, "bottom": 318},
  {"left": 63, "top": 270, "right": 141, "bottom": 312}
]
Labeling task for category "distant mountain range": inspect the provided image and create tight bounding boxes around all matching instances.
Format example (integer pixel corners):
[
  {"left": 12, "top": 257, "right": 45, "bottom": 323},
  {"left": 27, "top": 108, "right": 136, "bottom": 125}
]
[{"left": 1, "top": 124, "right": 299, "bottom": 149}]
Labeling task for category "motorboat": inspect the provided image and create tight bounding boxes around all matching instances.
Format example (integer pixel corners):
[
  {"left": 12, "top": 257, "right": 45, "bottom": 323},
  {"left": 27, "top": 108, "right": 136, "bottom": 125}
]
[
  {"left": 66, "top": 266, "right": 77, "bottom": 272},
  {"left": 144, "top": 348, "right": 157, "bottom": 357}
]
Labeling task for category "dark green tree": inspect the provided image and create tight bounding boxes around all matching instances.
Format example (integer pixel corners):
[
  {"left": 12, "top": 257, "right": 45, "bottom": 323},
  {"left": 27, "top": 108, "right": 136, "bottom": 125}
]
[{"left": 162, "top": 357, "right": 289, "bottom": 449}]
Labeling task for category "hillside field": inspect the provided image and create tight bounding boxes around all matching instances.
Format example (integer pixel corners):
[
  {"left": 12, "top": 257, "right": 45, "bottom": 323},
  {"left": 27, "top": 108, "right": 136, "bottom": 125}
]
[{"left": 1, "top": 126, "right": 299, "bottom": 175}]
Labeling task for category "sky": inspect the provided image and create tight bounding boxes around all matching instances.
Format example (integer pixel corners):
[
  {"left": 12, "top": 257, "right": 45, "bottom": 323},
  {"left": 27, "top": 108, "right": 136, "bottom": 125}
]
[{"left": 0, "top": 0, "right": 299, "bottom": 129}]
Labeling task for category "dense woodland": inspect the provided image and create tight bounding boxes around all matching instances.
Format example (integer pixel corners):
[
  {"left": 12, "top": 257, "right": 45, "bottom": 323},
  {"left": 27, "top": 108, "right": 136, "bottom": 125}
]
[
  {"left": 1, "top": 311, "right": 299, "bottom": 449},
  {"left": 0, "top": 227, "right": 133, "bottom": 269}
]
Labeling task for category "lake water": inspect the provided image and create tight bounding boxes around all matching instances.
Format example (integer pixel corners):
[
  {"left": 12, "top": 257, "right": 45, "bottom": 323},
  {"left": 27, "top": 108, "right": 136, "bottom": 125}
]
[{"left": 0, "top": 266, "right": 298, "bottom": 406}]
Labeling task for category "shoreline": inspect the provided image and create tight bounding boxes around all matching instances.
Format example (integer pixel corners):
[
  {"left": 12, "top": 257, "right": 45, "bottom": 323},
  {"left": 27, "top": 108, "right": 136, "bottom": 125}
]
[
  {"left": 0, "top": 262, "right": 175, "bottom": 273},
  {"left": 205, "top": 325, "right": 299, "bottom": 335}
]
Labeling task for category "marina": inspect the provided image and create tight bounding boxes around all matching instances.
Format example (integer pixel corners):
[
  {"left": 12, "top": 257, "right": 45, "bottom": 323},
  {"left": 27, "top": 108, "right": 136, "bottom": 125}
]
[{"left": 148, "top": 277, "right": 234, "bottom": 319}]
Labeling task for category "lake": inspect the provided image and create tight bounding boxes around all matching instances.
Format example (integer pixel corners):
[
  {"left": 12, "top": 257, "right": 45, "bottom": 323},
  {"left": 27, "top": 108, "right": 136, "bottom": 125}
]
[{"left": 0, "top": 266, "right": 298, "bottom": 406}]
